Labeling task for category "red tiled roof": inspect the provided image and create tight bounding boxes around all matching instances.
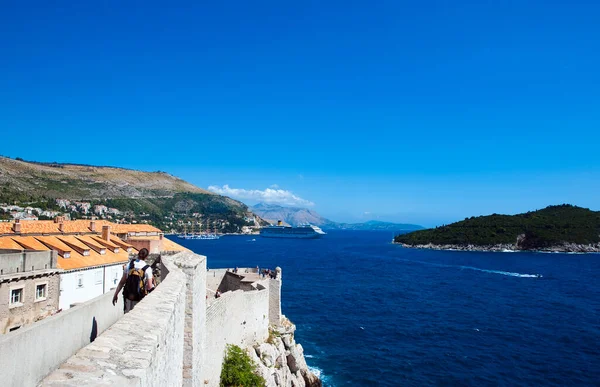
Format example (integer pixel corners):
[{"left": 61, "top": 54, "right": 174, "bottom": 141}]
[{"left": 0, "top": 219, "right": 161, "bottom": 236}]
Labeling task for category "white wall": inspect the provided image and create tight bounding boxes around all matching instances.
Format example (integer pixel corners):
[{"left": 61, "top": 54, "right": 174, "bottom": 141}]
[
  {"left": 0, "top": 291, "right": 123, "bottom": 387},
  {"left": 103, "top": 264, "right": 124, "bottom": 293},
  {"left": 59, "top": 264, "right": 125, "bottom": 310},
  {"left": 203, "top": 288, "right": 270, "bottom": 386}
]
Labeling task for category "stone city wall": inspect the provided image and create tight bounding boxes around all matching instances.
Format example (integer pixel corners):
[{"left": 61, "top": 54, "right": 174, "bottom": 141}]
[
  {"left": 4, "top": 252, "right": 283, "bottom": 387},
  {"left": 0, "top": 290, "right": 124, "bottom": 387},
  {"left": 269, "top": 269, "right": 282, "bottom": 326},
  {"left": 176, "top": 252, "right": 207, "bottom": 387},
  {"left": 40, "top": 253, "right": 190, "bottom": 387},
  {"left": 203, "top": 287, "right": 270, "bottom": 386},
  {"left": 205, "top": 268, "right": 227, "bottom": 291}
]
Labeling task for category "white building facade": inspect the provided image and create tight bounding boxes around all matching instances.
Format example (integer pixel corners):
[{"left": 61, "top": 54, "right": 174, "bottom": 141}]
[{"left": 58, "top": 264, "right": 125, "bottom": 310}]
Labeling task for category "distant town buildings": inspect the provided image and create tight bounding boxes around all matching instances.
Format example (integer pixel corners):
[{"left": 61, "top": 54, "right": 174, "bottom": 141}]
[
  {"left": 93, "top": 204, "right": 108, "bottom": 216},
  {"left": 73, "top": 202, "right": 91, "bottom": 214},
  {"left": 55, "top": 199, "right": 70, "bottom": 209}
]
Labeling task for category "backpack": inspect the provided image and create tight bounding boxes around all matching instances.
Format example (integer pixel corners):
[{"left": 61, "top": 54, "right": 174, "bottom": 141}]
[{"left": 124, "top": 260, "right": 150, "bottom": 302}]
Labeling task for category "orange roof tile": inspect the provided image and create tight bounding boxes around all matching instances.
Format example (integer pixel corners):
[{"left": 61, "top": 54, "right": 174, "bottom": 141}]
[
  {"left": 110, "top": 223, "right": 161, "bottom": 234},
  {"left": 57, "top": 235, "right": 92, "bottom": 255},
  {"left": 35, "top": 236, "right": 73, "bottom": 258},
  {"left": 12, "top": 236, "right": 52, "bottom": 251},
  {"left": 0, "top": 219, "right": 162, "bottom": 236},
  {"left": 0, "top": 237, "right": 26, "bottom": 250},
  {"left": 109, "top": 236, "right": 136, "bottom": 252},
  {"left": 57, "top": 248, "right": 129, "bottom": 271},
  {"left": 161, "top": 238, "right": 188, "bottom": 252},
  {"left": 75, "top": 235, "right": 107, "bottom": 254},
  {"left": 0, "top": 223, "right": 12, "bottom": 235},
  {"left": 90, "top": 235, "right": 120, "bottom": 249},
  {"left": 2, "top": 234, "right": 131, "bottom": 271}
]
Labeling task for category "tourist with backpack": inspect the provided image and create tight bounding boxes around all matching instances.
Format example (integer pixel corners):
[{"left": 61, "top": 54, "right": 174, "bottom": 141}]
[{"left": 112, "top": 248, "right": 154, "bottom": 313}]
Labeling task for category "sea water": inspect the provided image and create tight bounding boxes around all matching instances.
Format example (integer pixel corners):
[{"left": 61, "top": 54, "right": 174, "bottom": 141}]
[{"left": 171, "top": 231, "right": 600, "bottom": 386}]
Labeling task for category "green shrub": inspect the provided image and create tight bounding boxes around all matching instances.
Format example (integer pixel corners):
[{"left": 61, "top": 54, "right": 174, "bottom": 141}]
[{"left": 220, "top": 344, "right": 265, "bottom": 387}]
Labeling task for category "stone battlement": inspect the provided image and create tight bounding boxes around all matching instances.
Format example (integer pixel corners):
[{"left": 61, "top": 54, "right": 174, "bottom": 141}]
[{"left": 0, "top": 251, "right": 285, "bottom": 386}]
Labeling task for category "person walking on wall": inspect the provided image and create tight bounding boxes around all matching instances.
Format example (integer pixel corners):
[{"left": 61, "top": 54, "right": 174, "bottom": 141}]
[{"left": 112, "top": 248, "right": 154, "bottom": 313}]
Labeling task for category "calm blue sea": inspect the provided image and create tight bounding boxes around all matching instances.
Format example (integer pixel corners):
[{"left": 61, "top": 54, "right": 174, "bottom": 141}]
[{"left": 170, "top": 231, "right": 600, "bottom": 386}]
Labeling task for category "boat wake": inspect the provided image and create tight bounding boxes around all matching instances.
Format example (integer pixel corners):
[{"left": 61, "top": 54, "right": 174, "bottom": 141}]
[
  {"left": 459, "top": 265, "right": 541, "bottom": 278},
  {"left": 399, "top": 258, "right": 542, "bottom": 278}
]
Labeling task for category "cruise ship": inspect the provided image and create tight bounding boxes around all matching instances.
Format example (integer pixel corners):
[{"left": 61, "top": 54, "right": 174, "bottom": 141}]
[{"left": 260, "top": 221, "right": 326, "bottom": 239}]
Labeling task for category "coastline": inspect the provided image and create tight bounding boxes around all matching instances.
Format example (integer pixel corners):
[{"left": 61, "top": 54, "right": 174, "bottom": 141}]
[{"left": 394, "top": 242, "right": 600, "bottom": 253}]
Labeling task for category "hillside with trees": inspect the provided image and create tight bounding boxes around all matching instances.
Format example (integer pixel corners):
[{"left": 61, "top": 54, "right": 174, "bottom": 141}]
[
  {"left": 394, "top": 205, "right": 600, "bottom": 251},
  {"left": 0, "top": 156, "right": 267, "bottom": 233}
]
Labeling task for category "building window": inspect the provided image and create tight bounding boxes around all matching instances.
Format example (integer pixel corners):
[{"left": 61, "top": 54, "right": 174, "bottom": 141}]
[
  {"left": 10, "top": 288, "right": 23, "bottom": 305},
  {"left": 9, "top": 326, "right": 21, "bottom": 332},
  {"left": 36, "top": 284, "right": 47, "bottom": 300},
  {"left": 77, "top": 273, "right": 84, "bottom": 288},
  {"left": 95, "top": 270, "right": 103, "bottom": 285}
]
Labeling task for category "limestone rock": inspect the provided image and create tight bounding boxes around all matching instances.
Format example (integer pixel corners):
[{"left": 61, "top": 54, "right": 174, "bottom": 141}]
[
  {"left": 292, "top": 370, "right": 306, "bottom": 387},
  {"left": 275, "top": 354, "right": 287, "bottom": 369},
  {"left": 258, "top": 343, "right": 278, "bottom": 367},
  {"left": 282, "top": 334, "right": 294, "bottom": 349},
  {"left": 301, "top": 369, "right": 322, "bottom": 387},
  {"left": 248, "top": 326, "right": 321, "bottom": 387},
  {"left": 287, "top": 343, "right": 308, "bottom": 373}
]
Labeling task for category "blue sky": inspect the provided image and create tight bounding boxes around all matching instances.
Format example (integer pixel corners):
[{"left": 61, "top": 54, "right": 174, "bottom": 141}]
[{"left": 1, "top": 1, "right": 599, "bottom": 226}]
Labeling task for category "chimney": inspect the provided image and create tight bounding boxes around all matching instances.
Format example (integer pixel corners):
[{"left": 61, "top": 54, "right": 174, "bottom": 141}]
[
  {"left": 13, "top": 219, "right": 21, "bottom": 233},
  {"left": 59, "top": 222, "right": 64, "bottom": 232},
  {"left": 159, "top": 233, "right": 164, "bottom": 240},
  {"left": 102, "top": 225, "right": 111, "bottom": 241},
  {"left": 90, "top": 220, "right": 96, "bottom": 232}
]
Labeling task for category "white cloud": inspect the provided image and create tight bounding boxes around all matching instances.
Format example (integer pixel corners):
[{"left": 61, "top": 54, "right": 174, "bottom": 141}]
[{"left": 208, "top": 184, "right": 315, "bottom": 207}]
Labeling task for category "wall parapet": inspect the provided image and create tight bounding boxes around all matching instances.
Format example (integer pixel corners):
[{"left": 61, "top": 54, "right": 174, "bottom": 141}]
[
  {"left": 0, "top": 289, "right": 123, "bottom": 387},
  {"left": 204, "top": 287, "right": 270, "bottom": 386},
  {"left": 8, "top": 250, "right": 283, "bottom": 387},
  {"left": 40, "top": 252, "right": 194, "bottom": 387}
]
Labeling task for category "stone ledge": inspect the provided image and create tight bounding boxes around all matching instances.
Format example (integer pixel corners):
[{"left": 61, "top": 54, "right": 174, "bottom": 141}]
[
  {"left": 40, "top": 253, "right": 189, "bottom": 387},
  {"left": 173, "top": 251, "right": 206, "bottom": 270}
]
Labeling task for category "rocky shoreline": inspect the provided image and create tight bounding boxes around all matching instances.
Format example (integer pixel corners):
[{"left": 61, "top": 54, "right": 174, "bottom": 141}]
[
  {"left": 395, "top": 242, "right": 600, "bottom": 253},
  {"left": 249, "top": 317, "right": 322, "bottom": 387}
]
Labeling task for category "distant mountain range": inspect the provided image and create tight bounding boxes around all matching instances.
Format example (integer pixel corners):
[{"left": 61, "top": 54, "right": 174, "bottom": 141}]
[{"left": 250, "top": 203, "right": 424, "bottom": 231}]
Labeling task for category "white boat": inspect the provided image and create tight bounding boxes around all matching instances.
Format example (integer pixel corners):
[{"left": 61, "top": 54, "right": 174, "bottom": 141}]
[{"left": 260, "top": 222, "right": 326, "bottom": 239}]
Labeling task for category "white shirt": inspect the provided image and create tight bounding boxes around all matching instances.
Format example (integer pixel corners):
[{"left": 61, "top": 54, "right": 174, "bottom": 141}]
[{"left": 124, "top": 259, "right": 154, "bottom": 290}]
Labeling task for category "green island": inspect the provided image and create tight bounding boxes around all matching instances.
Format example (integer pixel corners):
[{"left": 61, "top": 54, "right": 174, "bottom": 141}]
[{"left": 394, "top": 204, "right": 600, "bottom": 252}]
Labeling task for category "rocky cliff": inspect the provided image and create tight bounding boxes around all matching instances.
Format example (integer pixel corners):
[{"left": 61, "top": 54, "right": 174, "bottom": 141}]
[
  {"left": 396, "top": 241, "right": 600, "bottom": 253},
  {"left": 249, "top": 318, "right": 321, "bottom": 387}
]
